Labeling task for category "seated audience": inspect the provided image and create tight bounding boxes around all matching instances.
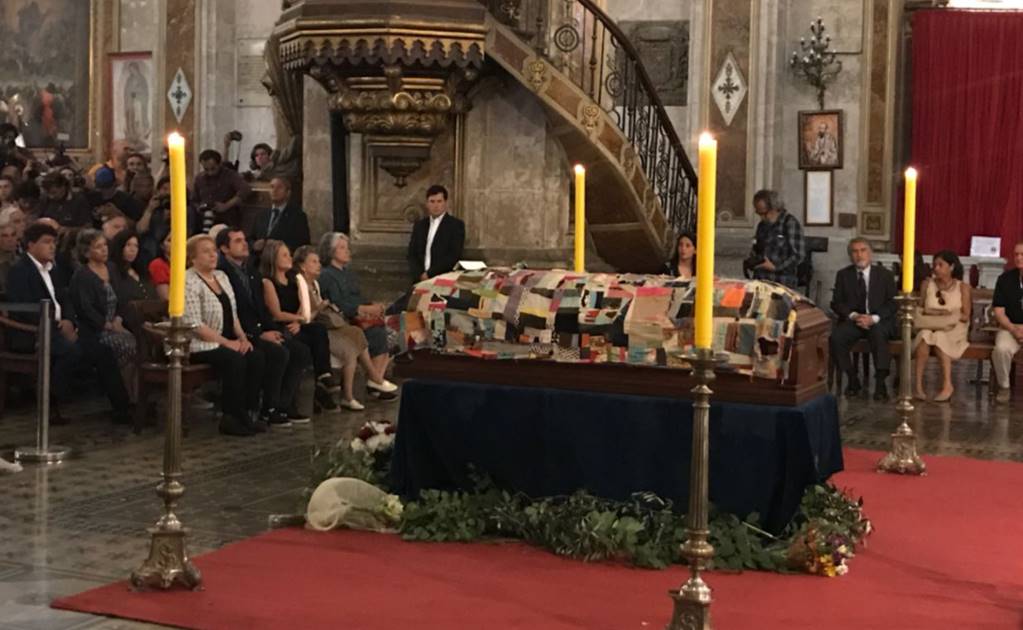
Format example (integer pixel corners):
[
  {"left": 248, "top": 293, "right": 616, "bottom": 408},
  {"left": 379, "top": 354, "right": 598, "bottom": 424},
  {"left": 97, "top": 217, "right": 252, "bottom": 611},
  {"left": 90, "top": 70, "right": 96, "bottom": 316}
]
[
  {"left": 52, "top": 225, "right": 80, "bottom": 291},
  {"left": 0, "top": 175, "right": 16, "bottom": 210},
  {"left": 407, "top": 185, "right": 465, "bottom": 282},
  {"left": 109, "top": 229, "right": 156, "bottom": 309},
  {"left": 830, "top": 238, "right": 897, "bottom": 400},
  {"left": 293, "top": 245, "right": 398, "bottom": 410},
  {"left": 0, "top": 205, "right": 26, "bottom": 245},
  {"left": 127, "top": 171, "right": 155, "bottom": 207},
  {"left": 913, "top": 251, "right": 971, "bottom": 402},
  {"left": 0, "top": 220, "right": 19, "bottom": 294},
  {"left": 100, "top": 210, "right": 130, "bottom": 241},
  {"left": 39, "top": 172, "right": 94, "bottom": 227},
  {"left": 250, "top": 176, "right": 310, "bottom": 255},
  {"left": 194, "top": 149, "right": 251, "bottom": 229},
  {"left": 216, "top": 227, "right": 313, "bottom": 425},
  {"left": 148, "top": 233, "right": 172, "bottom": 301},
  {"left": 6, "top": 223, "right": 131, "bottom": 423},
  {"left": 260, "top": 240, "right": 340, "bottom": 412},
  {"left": 318, "top": 232, "right": 394, "bottom": 398},
  {"left": 87, "top": 140, "right": 131, "bottom": 187},
  {"left": 89, "top": 167, "right": 143, "bottom": 221},
  {"left": 183, "top": 234, "right": 267, "bottom": 436},
  {"left": 991, "top": 240, "right": 1023, "bottom": 404},
  {"left": 664, "top": 232, "right": 696, "bottom": 280},
  {"left": 14, "top": 180, "right": 41, "bottom": 223},
  {"left": 69, "top": 229, "right": 138, "bottom": 402}
]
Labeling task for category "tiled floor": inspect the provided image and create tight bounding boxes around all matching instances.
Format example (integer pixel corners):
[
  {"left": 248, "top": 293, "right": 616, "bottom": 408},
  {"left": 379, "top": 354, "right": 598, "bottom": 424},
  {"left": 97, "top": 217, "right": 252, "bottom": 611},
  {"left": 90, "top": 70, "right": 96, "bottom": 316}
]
[{"left": 1, "top": 360, "right": 1020, "bottom": 629}]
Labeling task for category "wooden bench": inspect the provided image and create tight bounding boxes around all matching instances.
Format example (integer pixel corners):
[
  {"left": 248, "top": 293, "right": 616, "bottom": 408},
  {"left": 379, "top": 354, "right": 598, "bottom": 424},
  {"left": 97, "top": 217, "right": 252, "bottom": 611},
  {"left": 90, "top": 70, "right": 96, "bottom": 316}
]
[{"left": 0, "top": 310, "right": 40, "bottom": 416}]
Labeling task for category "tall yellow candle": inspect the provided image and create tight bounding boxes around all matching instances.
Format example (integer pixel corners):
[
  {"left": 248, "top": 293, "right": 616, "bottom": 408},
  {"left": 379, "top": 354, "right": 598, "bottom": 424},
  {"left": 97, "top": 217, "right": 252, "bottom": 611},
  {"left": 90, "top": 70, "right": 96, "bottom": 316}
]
[
  {"left": 574, "top": 164, "right": 586, "bottom": 273},
  {"left": 902, "top": 167, "right": 918, "bottom": 294},
  {"left": 167, "top": 132, "right": 188, "bottom": 317},
  {"left": 694, "top": 132, "right": 717, "bottom": 349}
]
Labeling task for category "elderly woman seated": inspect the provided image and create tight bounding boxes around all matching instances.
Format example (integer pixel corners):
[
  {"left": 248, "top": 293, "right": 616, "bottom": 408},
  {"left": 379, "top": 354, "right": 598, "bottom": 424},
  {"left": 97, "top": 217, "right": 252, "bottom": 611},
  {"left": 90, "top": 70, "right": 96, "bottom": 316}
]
[
  {"left": 183, "top": 234, "right": 267, "bottom": 436},
  {"left": 317, "top": 232, "right": 396, "bottom": 400}
]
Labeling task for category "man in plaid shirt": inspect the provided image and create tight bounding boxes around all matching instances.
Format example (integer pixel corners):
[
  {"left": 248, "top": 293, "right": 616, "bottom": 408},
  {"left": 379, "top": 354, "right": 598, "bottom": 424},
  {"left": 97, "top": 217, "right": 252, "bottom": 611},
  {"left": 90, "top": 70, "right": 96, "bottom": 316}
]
[{"left": 745, "top": 189, "right": 805, "bottom": 289}]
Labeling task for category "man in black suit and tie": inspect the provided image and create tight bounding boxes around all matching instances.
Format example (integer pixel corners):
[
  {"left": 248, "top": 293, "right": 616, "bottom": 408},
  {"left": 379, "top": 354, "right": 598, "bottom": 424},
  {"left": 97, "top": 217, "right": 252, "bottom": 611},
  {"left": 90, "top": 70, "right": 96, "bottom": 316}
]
[
  {"left": 6, "top": 222, "right": 130, "bottom": 422},
  {"left": 407, "top": 185, "right": 466, "bottom": 282},
  {"left": 251, "top": 177, "right": 311, "bottom": 255},
  {"left": 830, "top": 237, "right": 898, "bottom": 400}
]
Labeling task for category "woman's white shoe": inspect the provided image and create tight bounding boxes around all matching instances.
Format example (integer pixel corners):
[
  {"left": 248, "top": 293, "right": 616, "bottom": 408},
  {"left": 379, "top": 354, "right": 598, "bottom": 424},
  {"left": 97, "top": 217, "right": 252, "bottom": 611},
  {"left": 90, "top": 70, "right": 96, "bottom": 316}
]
[
  {"left": 340, "top": 398, "right": 365, "bottom": 411},
  {"left": 367, "top": 379, "right": 398, "bottom": 393}
]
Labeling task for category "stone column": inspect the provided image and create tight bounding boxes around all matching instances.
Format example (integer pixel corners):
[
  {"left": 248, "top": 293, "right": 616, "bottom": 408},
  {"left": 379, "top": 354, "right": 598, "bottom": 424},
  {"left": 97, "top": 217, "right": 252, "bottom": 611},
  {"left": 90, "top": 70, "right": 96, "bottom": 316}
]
[
  {"left": 303, "top": 77, "right": 334, "bottom": 239},
  {"left": 164, "top": 0, "right": 197, "bottom": 165}
]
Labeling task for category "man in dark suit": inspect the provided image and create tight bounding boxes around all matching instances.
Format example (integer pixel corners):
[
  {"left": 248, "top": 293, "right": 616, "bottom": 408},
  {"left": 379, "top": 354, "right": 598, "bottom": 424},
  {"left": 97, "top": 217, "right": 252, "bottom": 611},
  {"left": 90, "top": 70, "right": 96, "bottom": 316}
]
[
  {"left": 6, "top": 222, "right": 130, "bottom": 422},
  {"left": 407, "top": 184, "right": 466, "bottom": 282},
  {"left": 250, "top": 176, "right": 310, "bottom": 256},
  {"left": 830, "top": 237, "right": 898, "bottom": 400},
  {"left": 216, "top": 227, "right": 313, "bottom": 425}
]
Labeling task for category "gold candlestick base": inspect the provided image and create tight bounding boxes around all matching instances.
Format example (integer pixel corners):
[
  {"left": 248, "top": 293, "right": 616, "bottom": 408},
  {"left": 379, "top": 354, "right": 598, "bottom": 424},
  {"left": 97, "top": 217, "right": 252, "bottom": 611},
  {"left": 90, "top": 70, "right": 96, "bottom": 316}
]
[
  {"left": 877, "top": 293, "right": 926, "bottom": 476},
  {"left": 131, "top": 317, "right": 203, "bottom": 590},
  {"left": 666, "top": 348, "right": 724, "bottom": 630}
]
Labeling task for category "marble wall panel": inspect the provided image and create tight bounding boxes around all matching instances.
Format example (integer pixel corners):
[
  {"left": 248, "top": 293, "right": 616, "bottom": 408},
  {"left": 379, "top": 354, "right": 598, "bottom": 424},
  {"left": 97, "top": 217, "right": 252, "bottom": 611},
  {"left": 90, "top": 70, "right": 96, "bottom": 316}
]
[
  {"left": 302, "top": 77, "right": 333, "bottom": 240},
  {"left": 120, "top": 0, "right": 159, "bottom": 53}
]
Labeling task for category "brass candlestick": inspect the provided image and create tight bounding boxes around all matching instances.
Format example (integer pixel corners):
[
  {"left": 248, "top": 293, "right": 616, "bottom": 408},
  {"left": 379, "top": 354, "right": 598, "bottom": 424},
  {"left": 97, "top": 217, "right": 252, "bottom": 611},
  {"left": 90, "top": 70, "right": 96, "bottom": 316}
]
[
  {"left": 877, "top": 293, "right": 926, "bottom": 475},
  {"left": 131, "top": 317, "right": 203, "bottom": 590},
  {"left": 667, "top": 347, "right": 719, "bottom": 630}
]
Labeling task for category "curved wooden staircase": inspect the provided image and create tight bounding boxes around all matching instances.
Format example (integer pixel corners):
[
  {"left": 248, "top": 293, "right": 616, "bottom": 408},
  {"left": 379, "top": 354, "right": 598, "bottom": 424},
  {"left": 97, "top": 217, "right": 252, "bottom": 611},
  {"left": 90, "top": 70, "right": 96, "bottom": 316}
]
[{"left": 482, "top": 0, "right": 698, "bottom": 272}]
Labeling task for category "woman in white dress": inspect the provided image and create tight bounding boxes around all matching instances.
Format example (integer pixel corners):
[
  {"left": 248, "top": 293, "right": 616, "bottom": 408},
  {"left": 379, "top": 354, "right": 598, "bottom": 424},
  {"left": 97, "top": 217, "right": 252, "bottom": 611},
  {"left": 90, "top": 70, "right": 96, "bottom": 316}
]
[{"left": 913, "top": 251, "right": 971, "bottom": 402}]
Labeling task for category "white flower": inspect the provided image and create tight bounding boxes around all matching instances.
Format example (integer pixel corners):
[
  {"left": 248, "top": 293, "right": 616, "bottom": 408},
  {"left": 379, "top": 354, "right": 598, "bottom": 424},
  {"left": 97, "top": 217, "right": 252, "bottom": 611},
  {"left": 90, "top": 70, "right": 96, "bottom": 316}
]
[
  {"left": 350, "top": 438, "right": 366, "bottom": 452},
  {"left": 380, "top": 494, "right": 404, "bottom": 522},
  {"left": 835, "top": 563, "right": 848, "bottom": 576}
]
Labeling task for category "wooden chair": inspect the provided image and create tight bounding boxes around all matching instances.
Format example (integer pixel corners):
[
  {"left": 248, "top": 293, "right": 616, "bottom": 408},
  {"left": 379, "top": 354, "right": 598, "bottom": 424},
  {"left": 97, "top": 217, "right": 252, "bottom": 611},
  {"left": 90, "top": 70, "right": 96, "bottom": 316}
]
[
  {"left": 130, "top": 300, "right": 215, "bottom": 435},
  {"left": 0, "top": 310, "right": 40, "bottom": 417}
]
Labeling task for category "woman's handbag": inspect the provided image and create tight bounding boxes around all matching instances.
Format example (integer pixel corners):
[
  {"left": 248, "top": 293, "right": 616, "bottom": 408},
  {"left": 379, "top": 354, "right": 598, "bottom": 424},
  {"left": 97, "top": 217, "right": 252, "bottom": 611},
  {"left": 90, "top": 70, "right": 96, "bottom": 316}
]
[
  {"left": 912, "top": 308, "right": 958, "bottom": 332},
  {"left": 315, "top": 303, "right": 349, "bottom": 330}
]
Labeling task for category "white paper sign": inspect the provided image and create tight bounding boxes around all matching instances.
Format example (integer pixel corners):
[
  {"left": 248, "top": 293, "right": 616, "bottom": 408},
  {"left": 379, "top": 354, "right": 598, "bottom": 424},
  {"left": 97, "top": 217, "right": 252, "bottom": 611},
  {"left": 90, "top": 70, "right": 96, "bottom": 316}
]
[
  {"left": 970, "top": 236, "right": 1001, "bottom": 258},
  {"left": 455, "top": 260, "right": 487, "bottom": 271}
]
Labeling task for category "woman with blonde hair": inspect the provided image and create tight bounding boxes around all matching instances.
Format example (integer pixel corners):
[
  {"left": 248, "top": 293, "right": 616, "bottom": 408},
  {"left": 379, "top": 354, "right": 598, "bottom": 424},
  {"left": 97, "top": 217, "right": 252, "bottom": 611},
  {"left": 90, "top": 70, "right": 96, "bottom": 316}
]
[
  {"left": 183, "top": 233, "right": 266, "bottom": 436},
  {"left": 293, "top": 245, "right": 397, "bottom": 410}
]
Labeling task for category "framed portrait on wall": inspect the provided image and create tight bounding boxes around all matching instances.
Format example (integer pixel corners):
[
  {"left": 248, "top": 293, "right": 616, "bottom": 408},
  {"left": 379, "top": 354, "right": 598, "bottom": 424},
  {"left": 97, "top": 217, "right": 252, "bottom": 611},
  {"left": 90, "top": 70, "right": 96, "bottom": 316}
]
[
  {"left": 108, "top": 52, "right": 155, "bottom": 154},
  {"left": 804, "top": 170, "right": 833, "bottom": 226},
  {"left": 798, "top": 110, "right": 843, "bottom": 170},
  {"left": 0, "top": 0, "right": 93, "bottom": 149}
]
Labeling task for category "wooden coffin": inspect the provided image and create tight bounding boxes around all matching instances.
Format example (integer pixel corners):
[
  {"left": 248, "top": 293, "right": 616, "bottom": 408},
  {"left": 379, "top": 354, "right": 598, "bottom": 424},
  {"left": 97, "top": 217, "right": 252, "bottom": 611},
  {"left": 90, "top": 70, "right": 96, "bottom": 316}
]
[{"left": 397, "top": 301, "right": 831, "bottom": 407}]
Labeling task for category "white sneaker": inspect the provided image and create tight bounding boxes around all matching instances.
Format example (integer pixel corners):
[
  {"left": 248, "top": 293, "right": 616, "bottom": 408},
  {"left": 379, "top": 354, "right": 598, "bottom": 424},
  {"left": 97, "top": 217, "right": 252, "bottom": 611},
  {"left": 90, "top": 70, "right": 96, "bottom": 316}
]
[
  {"left": 340, "top": 398, "right": 365, "bottom": 411},
  {"left": 367, "top": 379, "right": 398, "bottom": 394}
]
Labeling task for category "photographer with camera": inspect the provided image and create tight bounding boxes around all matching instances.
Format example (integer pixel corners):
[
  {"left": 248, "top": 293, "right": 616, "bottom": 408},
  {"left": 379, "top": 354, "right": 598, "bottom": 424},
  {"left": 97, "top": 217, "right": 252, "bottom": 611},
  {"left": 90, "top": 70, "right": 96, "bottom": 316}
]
[
  {"left": 743, "top": 189, "right": 805, "bottom": 290},
  {"left": 136, "top": 175, "right": 199, "bottom": 267},
  {"left": 194, "top": 149, "right": 251, "bottom": 229}
]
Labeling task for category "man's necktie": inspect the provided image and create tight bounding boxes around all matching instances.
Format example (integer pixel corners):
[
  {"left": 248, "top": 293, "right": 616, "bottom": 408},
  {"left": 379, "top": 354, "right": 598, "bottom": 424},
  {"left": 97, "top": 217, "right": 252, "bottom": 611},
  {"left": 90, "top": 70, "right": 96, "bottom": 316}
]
[
  {"left": 268, "top": 208, "right": 281, "bottom": 234},
  {"left": 857, "top": 270, "right": 868, "bottom": 314}
]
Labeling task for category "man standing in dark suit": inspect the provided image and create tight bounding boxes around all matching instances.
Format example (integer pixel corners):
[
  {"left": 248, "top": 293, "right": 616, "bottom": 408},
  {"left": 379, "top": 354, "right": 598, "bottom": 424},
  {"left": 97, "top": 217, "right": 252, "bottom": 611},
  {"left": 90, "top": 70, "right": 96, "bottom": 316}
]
[
  {"left": 216, "top": 227, "right": 314, "bottom": 424},
  {"left": 407, "top": 184, "right": 466, "bottom": 282},
  {"left": 830, "top": 237, "right": 898, "bottom": 400},
  {"left": 6, "top": 222, "right": 130, "bottom": 422},
  {"left": 250, "top": 177, "right": 310, "bottom": 256}
]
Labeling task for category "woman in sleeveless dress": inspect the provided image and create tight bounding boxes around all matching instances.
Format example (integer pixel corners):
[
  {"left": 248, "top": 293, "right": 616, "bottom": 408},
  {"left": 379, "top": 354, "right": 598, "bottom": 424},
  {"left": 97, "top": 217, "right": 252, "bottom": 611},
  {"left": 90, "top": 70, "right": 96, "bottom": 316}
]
[{"left": 913, "top": 250, "right": 971, "bottom": 402}]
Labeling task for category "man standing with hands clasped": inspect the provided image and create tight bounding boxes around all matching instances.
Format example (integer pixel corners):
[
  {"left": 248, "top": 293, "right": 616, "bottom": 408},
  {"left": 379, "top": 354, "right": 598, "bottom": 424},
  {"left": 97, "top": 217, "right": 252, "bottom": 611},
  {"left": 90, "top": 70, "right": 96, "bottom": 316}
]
[
  {"left": 407, "top": 185, "right": 465, "bottom": 283},
  {"left": 830, "top": 238, "right": 898, "bottom": 401}
]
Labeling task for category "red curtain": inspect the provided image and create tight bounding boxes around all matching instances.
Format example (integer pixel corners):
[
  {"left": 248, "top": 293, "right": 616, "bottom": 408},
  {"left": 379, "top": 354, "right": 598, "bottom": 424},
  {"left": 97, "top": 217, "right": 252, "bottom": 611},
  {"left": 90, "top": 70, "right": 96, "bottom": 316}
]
[{"left": 907, "top": 10, "right": 1023, "bottom": 258}]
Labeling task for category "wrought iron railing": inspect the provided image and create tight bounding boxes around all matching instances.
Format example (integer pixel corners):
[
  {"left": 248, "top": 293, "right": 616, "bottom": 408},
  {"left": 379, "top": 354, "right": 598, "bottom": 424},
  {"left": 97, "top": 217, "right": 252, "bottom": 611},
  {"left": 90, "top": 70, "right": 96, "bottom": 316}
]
[{"left": 484, "top": 0, "right": 698, "bottom": 236}]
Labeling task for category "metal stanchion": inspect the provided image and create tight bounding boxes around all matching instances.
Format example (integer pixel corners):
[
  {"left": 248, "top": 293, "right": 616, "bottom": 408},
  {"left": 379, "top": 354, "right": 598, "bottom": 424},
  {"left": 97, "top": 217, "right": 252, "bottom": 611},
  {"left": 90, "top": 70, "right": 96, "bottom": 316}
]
[
  {"left": 667, "top": 348, "right": 722, "bottom": 630},
  {"left": 131, "top": 316, "right": 202, "bottom": 590},
  {"left": 877, "top": 293, "right": 926, "bottom": 475},
  {"left": 15, "top": 300, "right": 70, "bottom": 464}
]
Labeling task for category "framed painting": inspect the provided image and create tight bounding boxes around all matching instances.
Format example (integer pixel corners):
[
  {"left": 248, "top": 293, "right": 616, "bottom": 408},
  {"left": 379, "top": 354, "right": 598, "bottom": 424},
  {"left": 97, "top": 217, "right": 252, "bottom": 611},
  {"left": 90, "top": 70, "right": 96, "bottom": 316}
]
[
  {"left": 798, "top": 110, "right": 843, "bottom": 170},
  {"left": 0, "top": 0, "right": 94, "bottom": 149},
  {"left": 804, "top": 170, "right": 833, "bottom": 226},
  {"left": 108, "top": 52, "right": 155, "bottom": 154}
]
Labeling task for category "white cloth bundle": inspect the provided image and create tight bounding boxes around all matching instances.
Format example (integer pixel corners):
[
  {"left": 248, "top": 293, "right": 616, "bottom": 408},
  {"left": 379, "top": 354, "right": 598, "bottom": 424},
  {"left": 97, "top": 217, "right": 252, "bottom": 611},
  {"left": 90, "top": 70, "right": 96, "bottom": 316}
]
[{"left": 305, "top": 477, "right": 402, "bottom": 533}]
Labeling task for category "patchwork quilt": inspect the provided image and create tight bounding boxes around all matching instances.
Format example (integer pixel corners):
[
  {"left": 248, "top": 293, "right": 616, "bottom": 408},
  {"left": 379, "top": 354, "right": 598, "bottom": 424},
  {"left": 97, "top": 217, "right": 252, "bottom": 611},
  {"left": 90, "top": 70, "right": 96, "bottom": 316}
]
[{"left": 392, "top": 268, "right": 809, "bottom": 381}]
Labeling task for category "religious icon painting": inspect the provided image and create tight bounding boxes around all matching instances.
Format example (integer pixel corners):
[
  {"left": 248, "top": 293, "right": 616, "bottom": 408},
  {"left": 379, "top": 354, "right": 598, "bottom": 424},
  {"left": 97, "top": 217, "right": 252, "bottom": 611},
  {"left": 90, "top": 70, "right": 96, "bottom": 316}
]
[
  {"left": 108, "top": 52, "right": 155, "bottom": 155},
  {"left": 798, "top": 109, "right": 843, "bottom": 170}
]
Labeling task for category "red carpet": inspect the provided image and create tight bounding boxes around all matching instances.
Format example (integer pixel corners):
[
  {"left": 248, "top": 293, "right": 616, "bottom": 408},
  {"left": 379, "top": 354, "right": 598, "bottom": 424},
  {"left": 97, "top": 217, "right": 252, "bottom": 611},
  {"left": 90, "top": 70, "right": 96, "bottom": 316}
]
[{"left": 53, "top": 449, "right": 1023, "bottom": 629}]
